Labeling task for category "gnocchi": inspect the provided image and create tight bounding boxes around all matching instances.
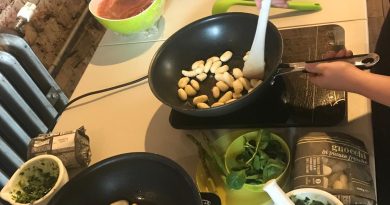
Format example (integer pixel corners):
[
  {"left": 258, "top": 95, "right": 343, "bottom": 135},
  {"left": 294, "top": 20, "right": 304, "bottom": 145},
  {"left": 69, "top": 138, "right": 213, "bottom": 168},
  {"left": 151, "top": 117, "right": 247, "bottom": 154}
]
[
  {"left": 232, "top": 79, "right": 243, "bottom": 94},
  {"left": 196, "top": 73, "right": 207, "bottom": 81},
  {"left": 184, "top": 85, "right": 197, "bottom": 96},
  {"left": 220, "top": 51, "right": 233, "bottom": 62},
  {"left": 214, "top": 73, "right": 224, "bottom": 82},
  {"left": 232, "top": 93, "right": 242, "bottom": 99},
  {"left": 190, "top": 79, "right": 200, "bottom": 91},
  {"left": 222, "top": 72, "right": 234, "bottom": 87},
  {"left": 238, "top": 77, "right": 251, "bottom": 91},
  {"left": 215, "top": 65, "right": 229, "bottom": 74},
  {"left": 177, "top": 77, "right": 190, "bottom": 88},
  {"left": 232, "top": 68, "right": 243, "bottom": 79},
  {"left": 178, "top": 88, "right": 187, "bottom": 101},
  {"left": 226, "top": 98, "right": 236, "bottom": 104},
  {"left": 216, "top": 81, "right": 229, "bottom": 92},
  {"left": 212, "top": 86, "right": 220, "bottom": 99},
  {"left": 210, "top": 60, "right": 222, "bottom": 73},
  {"left": 218, "top": 91, "right": 233, "bottom": 103},
  {"left": 191, "top": 60, "right": 204, "bottom": 69},
  {"left": 211, "top": 102, "right": 224, "bottom": 107},
  {"left": 204, "top": 59, "right": 213, "bottom": 73},
  {"left": 193, "top": 95, "right": 208, "bottom": 105},
  {"left": 182, "top": 70, "right": 197, "bottom": 77},
  {"left": 176, "top": 50, "right": 263, "bottom": 109},
  {"left": 197, "top": 103, "right": 210, "bottom": 109},
  {"left": 208, "top": 56, "right": 220, "bottom": 63}
]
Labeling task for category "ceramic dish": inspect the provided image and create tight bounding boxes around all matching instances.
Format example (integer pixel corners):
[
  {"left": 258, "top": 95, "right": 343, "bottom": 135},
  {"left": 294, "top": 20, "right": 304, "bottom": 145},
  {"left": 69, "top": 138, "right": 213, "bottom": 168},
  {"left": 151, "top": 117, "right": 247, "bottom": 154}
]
[
  {"left": 89, "top": 0, "right": 165, "bottom": 34},
  {"left": 287, "top": 188, "right": 343, "bottom": 205},
  {"left": 0, "top": 155, "right": 68, "bottom": 205}
]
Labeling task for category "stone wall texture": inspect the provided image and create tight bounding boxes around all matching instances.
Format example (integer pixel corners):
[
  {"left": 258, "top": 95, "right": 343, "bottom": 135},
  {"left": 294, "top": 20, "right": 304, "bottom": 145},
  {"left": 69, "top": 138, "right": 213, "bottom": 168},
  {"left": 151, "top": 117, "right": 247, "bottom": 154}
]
[{"left": 1, "top": 0, "right": 105, "bottom": 97}]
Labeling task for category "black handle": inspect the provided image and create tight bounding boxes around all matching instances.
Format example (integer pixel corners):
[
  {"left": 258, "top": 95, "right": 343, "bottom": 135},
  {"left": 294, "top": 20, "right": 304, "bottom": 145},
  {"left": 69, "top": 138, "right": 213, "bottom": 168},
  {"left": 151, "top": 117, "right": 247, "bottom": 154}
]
[
  {"left": 305, "top": 53, "right": 380, "bottom": 70},
  {"left": 200, "top": 192, "right": 221, "bottom": 205}
]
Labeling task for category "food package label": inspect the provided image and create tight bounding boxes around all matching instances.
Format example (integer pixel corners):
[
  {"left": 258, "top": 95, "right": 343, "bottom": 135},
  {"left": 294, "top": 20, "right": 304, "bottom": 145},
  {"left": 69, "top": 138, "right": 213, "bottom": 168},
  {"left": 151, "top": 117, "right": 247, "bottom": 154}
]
[{"left": 293, "top": 132, "right": 376, "bottom": 205}]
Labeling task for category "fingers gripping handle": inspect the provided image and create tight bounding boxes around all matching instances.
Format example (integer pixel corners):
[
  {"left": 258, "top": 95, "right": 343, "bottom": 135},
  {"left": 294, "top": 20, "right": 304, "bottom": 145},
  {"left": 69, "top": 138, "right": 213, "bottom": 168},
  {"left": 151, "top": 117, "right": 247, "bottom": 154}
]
[{"left": 306, "top": 53, "right": 380, "bottom": 70}]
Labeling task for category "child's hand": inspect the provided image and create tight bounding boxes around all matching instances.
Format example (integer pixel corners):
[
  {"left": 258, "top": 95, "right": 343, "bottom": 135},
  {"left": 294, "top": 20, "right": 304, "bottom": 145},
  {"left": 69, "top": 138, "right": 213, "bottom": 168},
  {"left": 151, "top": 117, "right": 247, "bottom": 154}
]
[
  {"left": 306, "top": 49, "right": 362, "bottom": 92},
  {"left": 306, "top": 61, "right": 363, "bottom": 92},
  {"left": 321, "top": 48, "right": 353, "bottom": 59}
]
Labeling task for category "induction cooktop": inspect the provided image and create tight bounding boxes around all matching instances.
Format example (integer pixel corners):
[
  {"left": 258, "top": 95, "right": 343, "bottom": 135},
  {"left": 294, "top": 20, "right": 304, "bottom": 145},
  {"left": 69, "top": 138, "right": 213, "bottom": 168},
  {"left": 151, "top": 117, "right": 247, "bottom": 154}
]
[{"left": 169, "top": 25, "right": 347, "bottom": 129}]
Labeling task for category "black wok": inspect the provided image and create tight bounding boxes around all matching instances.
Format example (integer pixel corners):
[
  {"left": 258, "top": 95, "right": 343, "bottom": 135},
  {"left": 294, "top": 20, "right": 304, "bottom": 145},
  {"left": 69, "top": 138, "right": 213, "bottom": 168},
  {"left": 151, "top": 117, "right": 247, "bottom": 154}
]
[
  {"left": 148, "top": 12, "right": 282, "bottom": 117},
  {"left": 48, "top": 152, "right": 220, "bottom": 205},
  {"left": 148, "top": 12, "right": 379, "bottom": 117}
]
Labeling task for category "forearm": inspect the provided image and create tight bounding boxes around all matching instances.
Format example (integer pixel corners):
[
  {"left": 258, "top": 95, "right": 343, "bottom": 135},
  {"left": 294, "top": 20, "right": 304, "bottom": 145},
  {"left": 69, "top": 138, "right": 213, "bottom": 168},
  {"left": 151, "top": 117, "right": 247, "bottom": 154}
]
[{"left": 352, "top": 70, "right": 390, "bottom": 106}]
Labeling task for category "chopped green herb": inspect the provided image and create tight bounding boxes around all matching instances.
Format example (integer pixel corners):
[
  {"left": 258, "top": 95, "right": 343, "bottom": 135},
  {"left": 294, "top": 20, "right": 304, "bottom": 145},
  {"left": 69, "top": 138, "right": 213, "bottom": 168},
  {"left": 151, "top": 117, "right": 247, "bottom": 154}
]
[
  {"left": 290, "top": 195, "right": 332, "bottom": 205},
  {"left": 11, "top": 162, "right": 59, "bottom": 203}
]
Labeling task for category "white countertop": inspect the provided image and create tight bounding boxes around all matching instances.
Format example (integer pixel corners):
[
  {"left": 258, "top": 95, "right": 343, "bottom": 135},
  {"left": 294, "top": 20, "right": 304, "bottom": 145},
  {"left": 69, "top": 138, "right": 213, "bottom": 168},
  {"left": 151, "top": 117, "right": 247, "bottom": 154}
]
[
  {"left": 99, "top": 0, "right": 367, "bottom": 46},
  {"left": 53, "top": 0, "right": 374, "bottom": 191}
]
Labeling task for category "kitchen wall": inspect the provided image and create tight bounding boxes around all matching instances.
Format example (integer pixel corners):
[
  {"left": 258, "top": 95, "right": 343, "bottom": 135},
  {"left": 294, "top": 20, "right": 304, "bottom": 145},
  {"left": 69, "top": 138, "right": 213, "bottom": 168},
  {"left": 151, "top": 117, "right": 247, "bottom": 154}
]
[
  {"left": 367, "top": 0, "right": 389, "bottom": 52},
  {"left": 0, "top": 0, "right": 105, "bottom": 97}
]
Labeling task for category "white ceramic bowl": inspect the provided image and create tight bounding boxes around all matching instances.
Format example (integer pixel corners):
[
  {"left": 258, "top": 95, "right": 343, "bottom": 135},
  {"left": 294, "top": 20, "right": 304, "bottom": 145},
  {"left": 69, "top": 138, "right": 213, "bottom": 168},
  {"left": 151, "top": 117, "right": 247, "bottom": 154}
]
[
  {"left": 0, "top": 155, "right": 69, "bottom": 205},
  {"left": 286, "top": 188, "right": 343, "bottom": 205}
]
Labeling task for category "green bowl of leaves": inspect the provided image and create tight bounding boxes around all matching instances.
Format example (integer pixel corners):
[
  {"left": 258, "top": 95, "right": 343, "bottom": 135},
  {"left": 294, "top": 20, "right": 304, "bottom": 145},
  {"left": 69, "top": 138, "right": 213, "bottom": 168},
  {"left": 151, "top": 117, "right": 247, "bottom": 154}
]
[{"left": 224, "top": 130, "right": 291, "bottom": 192}]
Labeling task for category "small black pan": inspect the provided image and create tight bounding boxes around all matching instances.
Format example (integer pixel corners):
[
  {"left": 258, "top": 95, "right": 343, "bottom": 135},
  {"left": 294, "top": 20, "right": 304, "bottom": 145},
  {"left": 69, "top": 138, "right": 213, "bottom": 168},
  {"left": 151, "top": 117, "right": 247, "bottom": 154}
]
[
  {"left": 148, "top": 12, "right": 379, "bottom": 117},
  {"left": 48, "top": 152, "right": 221, "bottom": 205}
]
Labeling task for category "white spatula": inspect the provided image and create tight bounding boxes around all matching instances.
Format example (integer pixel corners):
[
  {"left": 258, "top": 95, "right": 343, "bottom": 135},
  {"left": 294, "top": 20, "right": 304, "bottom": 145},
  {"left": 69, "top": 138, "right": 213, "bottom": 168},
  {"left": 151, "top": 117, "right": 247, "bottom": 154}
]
[
  {"left": 264, "top": 179, "right": 295, "bottom": 205},
  {"left": 242, "top": 0, "right": 272, "bottom": 79}
]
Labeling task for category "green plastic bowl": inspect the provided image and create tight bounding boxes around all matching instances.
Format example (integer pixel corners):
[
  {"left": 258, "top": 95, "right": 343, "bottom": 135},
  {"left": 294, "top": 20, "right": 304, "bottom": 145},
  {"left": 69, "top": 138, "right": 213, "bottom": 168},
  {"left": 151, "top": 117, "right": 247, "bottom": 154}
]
[
  {"left": 89, "top": 0, "right": 165, "bottom": 34},
  {"left": 224, "top": 130, "right": 291, "bottom": 192}
]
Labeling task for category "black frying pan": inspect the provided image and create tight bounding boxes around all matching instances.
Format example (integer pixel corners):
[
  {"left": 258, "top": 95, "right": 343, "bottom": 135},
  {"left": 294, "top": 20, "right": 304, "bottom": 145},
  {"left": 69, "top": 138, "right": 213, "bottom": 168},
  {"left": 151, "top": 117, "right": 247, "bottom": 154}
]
[
  {"left": 148, "top": 12, "right": 379, "bottom": 117},
  {"left": 149, "top": 12, "right": 282, "bottom": 117},
  {"left": 48, "top": 152, "right": 220, "bottom": 205}
]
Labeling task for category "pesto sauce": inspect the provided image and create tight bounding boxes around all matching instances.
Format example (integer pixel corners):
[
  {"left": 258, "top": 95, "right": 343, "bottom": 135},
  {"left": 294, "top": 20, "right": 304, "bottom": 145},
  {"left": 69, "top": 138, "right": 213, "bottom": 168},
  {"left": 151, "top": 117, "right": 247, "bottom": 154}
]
[{"left": 11, "top": 163, "right": 59, "bottom": 203}]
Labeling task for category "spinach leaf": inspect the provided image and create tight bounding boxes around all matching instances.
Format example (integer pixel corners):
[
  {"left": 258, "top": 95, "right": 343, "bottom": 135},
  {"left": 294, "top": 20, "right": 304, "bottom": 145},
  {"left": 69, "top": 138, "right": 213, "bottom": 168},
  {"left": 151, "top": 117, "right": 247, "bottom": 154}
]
[
  {"left": 290, "top": 195, "right": 329, "bottom": 205},
  {"left": 226, "top": 170, "right": 246, "bottom": 190},
  {"left": 264, "top": 139, "right": 286, "bottom": 161},
  {"left": 253, "top": 155, "right": 262, "bottom": 170},
  {"left": 263, "top": 159, "right": 286, "bottom": 182},
  {"left": 259, "top": 129, "right": 271, "bottom": 150}
]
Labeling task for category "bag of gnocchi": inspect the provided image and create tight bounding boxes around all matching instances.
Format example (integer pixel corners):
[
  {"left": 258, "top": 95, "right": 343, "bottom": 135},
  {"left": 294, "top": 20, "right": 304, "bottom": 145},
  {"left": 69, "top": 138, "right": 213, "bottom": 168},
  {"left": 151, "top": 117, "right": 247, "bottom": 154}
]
[{"left": 293, "top": 132, "right": 376, "bottom": 205}]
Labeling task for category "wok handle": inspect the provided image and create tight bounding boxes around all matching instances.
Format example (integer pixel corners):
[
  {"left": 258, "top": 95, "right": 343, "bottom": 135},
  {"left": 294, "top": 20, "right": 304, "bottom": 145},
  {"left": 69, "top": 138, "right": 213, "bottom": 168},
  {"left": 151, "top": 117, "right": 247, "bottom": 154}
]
[
  {"left": 305, "top": 53, "right": 380, "bottom": 70},
  {"left": 200, "top": 192, "right": 221, "bottom": 205}
]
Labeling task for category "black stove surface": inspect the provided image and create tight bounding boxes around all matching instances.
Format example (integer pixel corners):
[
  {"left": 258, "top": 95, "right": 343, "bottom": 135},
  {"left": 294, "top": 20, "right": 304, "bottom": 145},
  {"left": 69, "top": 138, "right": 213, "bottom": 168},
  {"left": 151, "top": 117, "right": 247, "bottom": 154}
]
[{"left": 169, "top": 25, "right": 348, "bottom": 129}]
